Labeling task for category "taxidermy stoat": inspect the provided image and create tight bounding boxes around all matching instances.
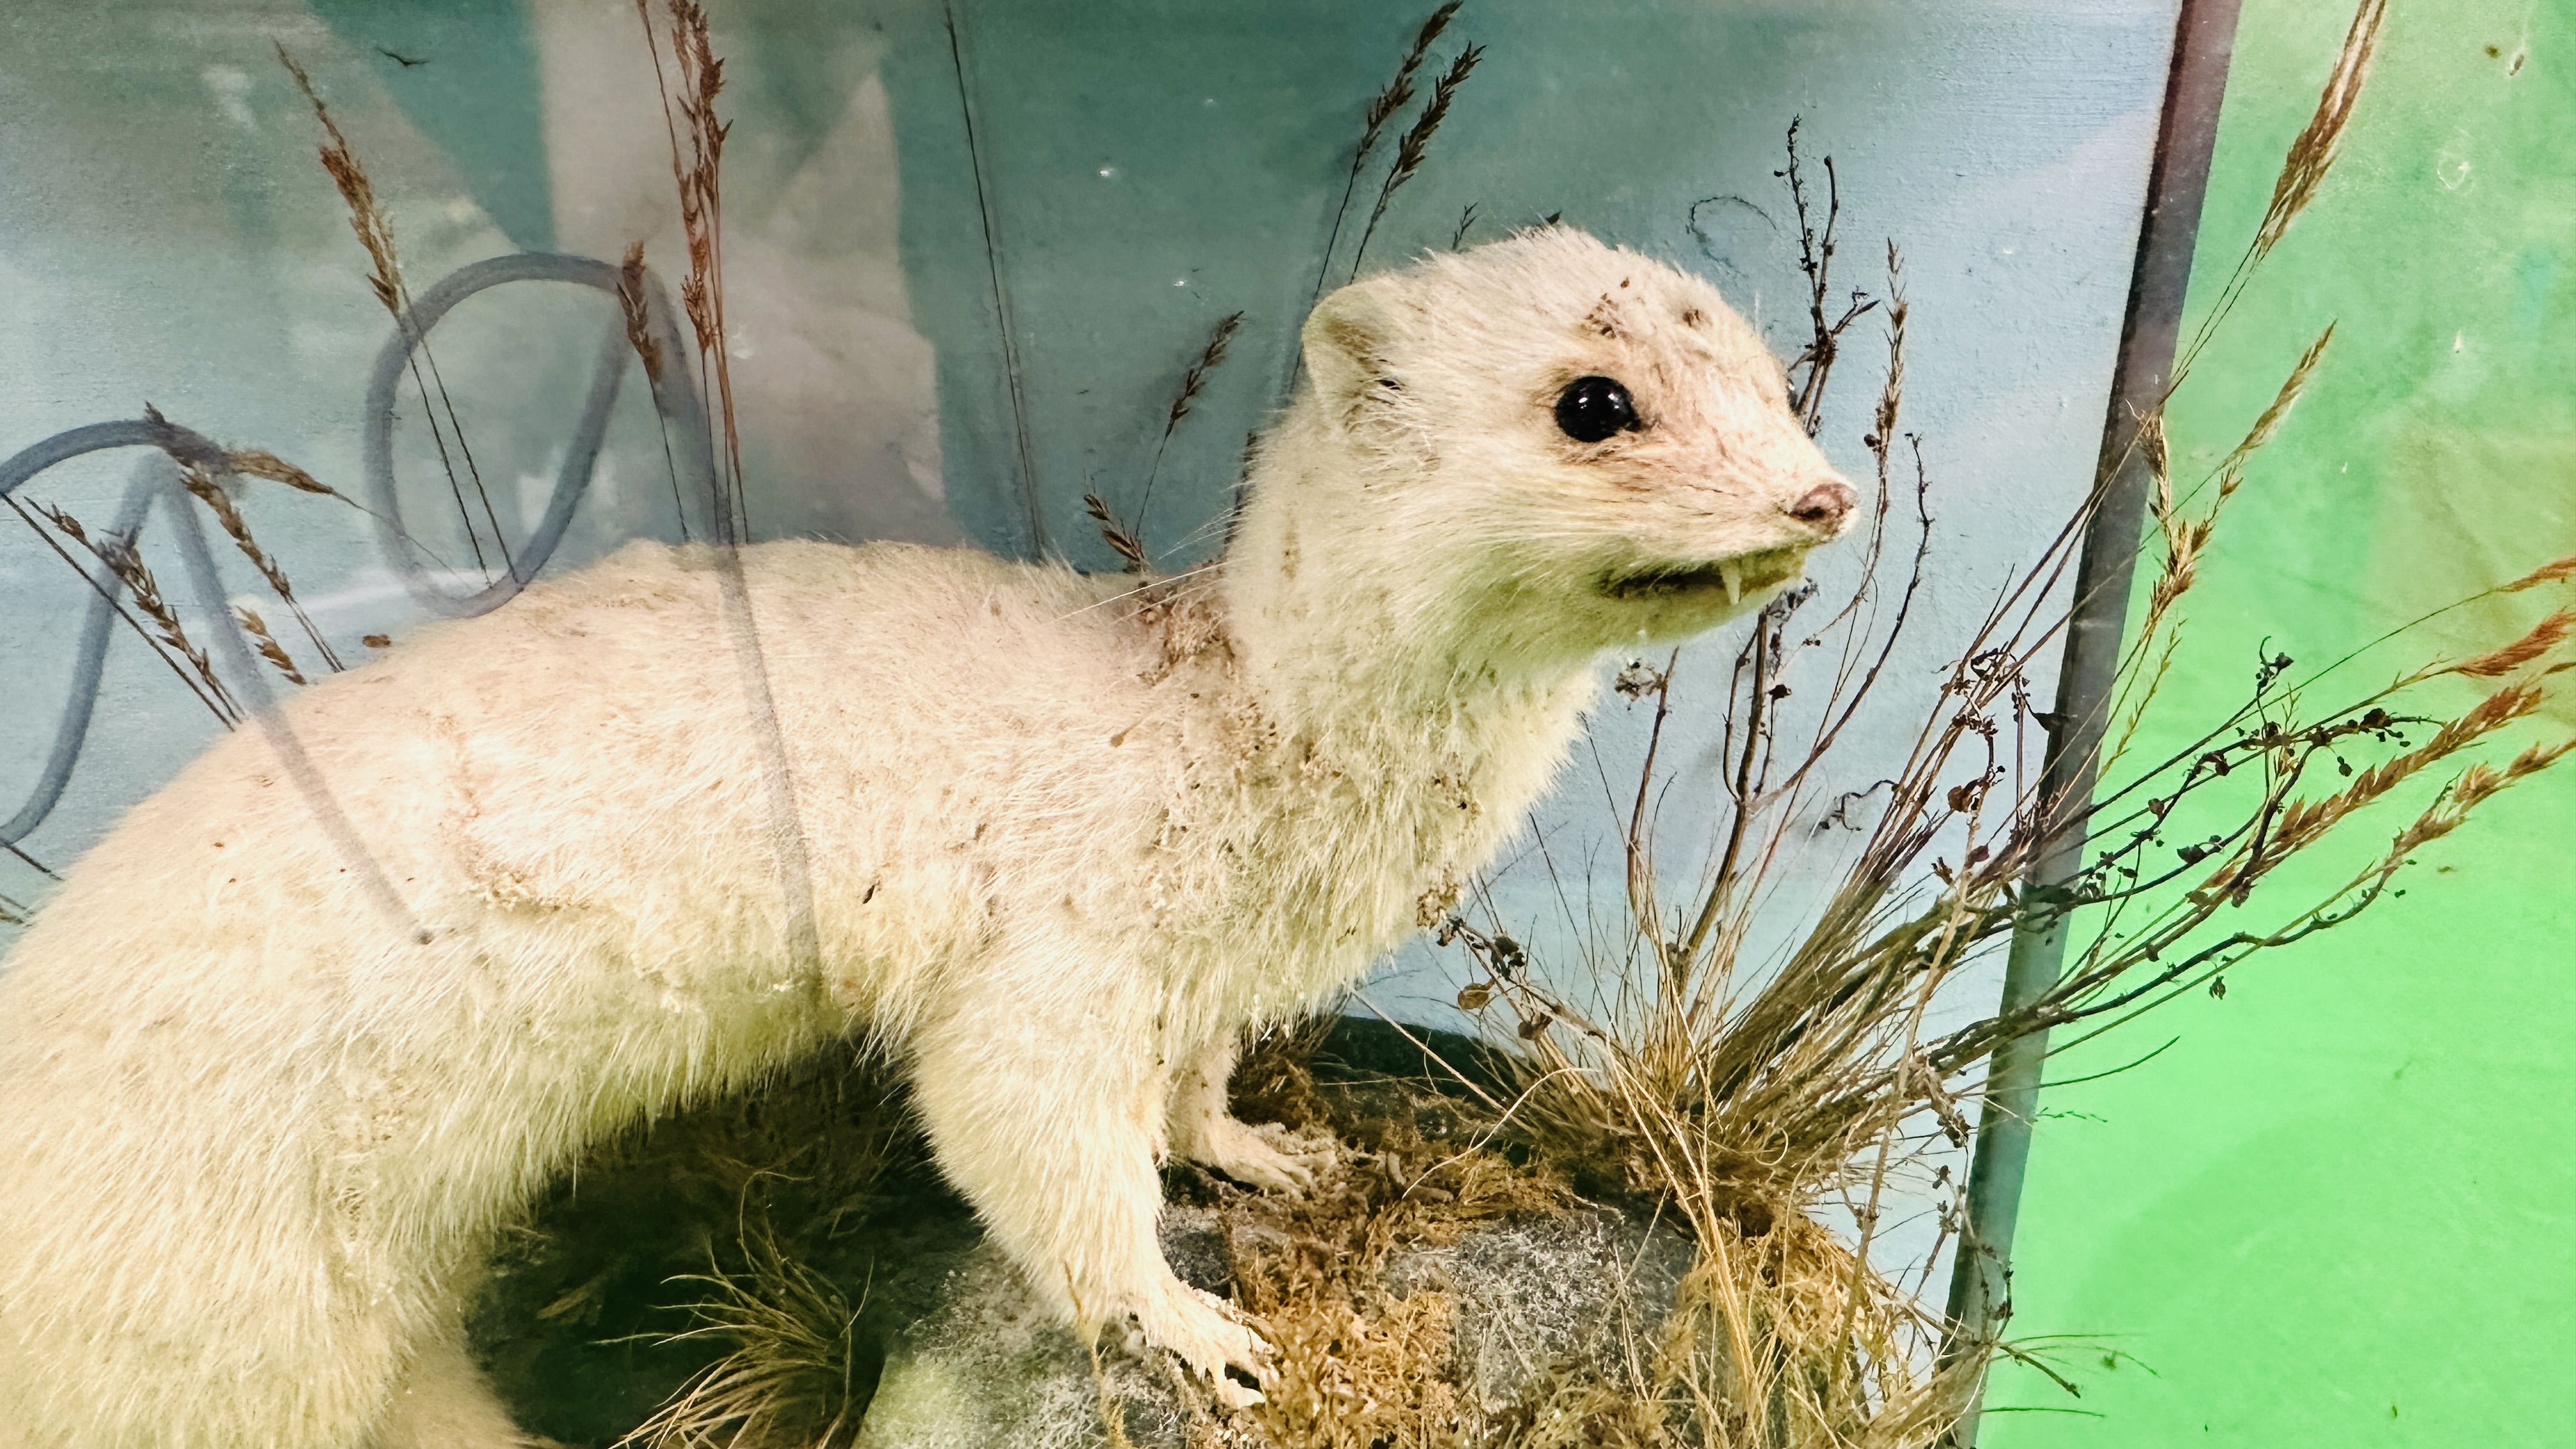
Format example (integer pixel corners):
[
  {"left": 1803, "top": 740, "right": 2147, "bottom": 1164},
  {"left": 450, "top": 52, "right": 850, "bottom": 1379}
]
[{"left": 0, "top": 226, "right": 1853, "bottom": 1442}]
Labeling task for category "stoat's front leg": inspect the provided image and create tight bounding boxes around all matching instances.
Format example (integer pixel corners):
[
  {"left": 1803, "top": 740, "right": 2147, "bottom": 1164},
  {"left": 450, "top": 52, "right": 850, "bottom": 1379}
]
[
  {"left": 1165, "top": 1032, "right": 1336, "bottom": 1196},
  {"left": 905, "top": 931, "right": 1275, "bottom": 1408}
]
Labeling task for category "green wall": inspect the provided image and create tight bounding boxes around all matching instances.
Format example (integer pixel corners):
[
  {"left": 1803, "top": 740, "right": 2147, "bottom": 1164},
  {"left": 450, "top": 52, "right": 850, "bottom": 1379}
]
[{"left": 1988, "top": 0, "right": 2575, "bottom": 1443}]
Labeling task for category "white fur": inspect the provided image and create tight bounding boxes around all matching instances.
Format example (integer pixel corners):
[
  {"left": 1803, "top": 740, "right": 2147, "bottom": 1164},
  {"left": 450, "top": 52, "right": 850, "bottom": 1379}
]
[{"left": 0, "top": 229, "right": 1848, "bottom": 1443}]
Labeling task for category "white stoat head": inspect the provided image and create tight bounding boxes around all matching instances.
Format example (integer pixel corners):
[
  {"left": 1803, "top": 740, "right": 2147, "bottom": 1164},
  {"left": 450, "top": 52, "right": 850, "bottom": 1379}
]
[{"left": 1230, "top": 226, "right": 1857, "bottom": 683}]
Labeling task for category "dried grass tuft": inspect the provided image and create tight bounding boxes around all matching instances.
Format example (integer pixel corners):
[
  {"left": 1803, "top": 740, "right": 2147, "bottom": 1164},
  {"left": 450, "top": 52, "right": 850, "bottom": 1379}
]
[
  {"left": 1215, "top": 1029, "right": 1975, "bottom": 1448},
  {"left": 1218, "top": 1041, "right": 1575, "bottom": 1446},
  {"left": 618, "top": 1216, "right": 869, "bottom": 1449}
]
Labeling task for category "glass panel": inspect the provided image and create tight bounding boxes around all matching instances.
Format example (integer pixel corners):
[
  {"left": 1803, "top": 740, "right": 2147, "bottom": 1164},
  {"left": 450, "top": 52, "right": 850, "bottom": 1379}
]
[{"left": 31, "top": 3, "right": 2457, "bottom": 1445}]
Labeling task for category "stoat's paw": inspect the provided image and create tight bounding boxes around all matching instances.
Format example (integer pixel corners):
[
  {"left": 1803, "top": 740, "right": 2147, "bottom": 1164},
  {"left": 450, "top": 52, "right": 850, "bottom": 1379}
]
[
  {"left": 1194, "top": 1116, "right": 1334, "bottom": 1196},
  {"left": 1133, "top": 1280, "right": 1275, "bottom": 1409}
]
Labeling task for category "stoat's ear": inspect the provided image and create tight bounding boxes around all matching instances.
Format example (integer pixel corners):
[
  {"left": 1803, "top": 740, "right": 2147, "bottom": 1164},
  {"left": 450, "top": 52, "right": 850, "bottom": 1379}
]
[{"left": 1300, "top": 275, "right": 1406, "bottom": 409}]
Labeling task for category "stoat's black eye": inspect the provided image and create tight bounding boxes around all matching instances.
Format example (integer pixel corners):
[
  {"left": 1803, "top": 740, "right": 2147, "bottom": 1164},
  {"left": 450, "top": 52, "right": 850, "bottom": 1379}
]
[{"left": 1554, "top": 375, "right": 1639, "bottom": 442}]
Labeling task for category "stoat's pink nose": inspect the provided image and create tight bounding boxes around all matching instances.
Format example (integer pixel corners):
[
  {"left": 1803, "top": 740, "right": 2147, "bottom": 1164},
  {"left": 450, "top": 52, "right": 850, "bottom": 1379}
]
[{"left": 1788, "top": 480, "right": 1857, "bottom": 529}]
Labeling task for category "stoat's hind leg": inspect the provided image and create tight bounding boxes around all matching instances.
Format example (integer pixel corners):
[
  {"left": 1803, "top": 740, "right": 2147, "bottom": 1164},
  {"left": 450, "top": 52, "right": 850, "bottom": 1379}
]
[
  {"left": 1166, "top": 1032, "right": 1335, "bottom": 1196},
  {"left": 367, "top": 1326, "right": 555, "bottom": 1449}
]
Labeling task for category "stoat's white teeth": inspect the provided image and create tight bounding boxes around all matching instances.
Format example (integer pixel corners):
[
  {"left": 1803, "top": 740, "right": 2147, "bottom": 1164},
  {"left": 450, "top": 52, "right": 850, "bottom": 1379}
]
[{"left": 1719, "top": 560, "right": 1743, "bottom": 606}]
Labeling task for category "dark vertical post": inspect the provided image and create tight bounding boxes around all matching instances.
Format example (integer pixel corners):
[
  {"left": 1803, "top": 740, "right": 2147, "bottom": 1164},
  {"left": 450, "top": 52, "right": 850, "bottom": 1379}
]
[{"left": 1936, "top": 1, "right": 2243, "bottom": 1441}]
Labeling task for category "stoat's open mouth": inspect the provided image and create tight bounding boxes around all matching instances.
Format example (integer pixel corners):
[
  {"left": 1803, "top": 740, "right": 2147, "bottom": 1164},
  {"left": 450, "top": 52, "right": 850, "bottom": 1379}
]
[{"left": 1601, "top": 548, "right": 1807, "bottom": 605}]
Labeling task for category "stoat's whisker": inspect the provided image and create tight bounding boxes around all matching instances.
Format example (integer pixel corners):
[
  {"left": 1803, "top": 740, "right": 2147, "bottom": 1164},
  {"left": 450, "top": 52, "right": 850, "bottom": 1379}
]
[{"left": 1057, "top": 562, "right": 1225, "bottom": 621}]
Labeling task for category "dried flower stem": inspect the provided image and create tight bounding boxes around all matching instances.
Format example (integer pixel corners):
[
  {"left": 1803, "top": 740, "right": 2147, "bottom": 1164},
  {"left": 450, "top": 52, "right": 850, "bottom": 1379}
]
[
  {"left": 1128, "top": 309, "right": 1243, "bottom": 557},
  {"left": 4, "top": 494, "right": 234, "bottom": 726},
  {"left": 233, "top": 605, "right": 307, "bottom": 686},
  {"left": 1082, "top": 492, "right": 1147, "bottom": 572},
  {"left": 618, "top": 240, "right": 695, "bottom": 543},
  {"left": 2171, "top": 0, "right": 2386, "bottom": 388},
  {"left": 1780, "top": 118, "right": 1881, "bottom": 437},
  {"left": 36, "top": 502, "right": 237, "bottom": 723},
  {"left": 1313, "top": 1, "right": 1460, "bottom": 310},
  {"left": 145, "top": 408, "right": 346, "bottom": 673},
  {"left": 277, "top": 44, "right": 513, "bottom": 581},
  {"left": 1351, "top": 43, "right": 1483, "bottom": 282},
  {"left": 634, "top": 0, "right": 749, "bottom": 544}
]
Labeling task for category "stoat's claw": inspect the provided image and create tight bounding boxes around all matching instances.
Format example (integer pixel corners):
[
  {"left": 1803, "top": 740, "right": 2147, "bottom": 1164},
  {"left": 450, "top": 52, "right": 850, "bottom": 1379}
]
[
  {"left": 1197, "top": 1118, "right": 1335, "bottom": 1197},
  {"left": 1135, "top": 1282, "right": 1274, "bottom": 1410}
]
